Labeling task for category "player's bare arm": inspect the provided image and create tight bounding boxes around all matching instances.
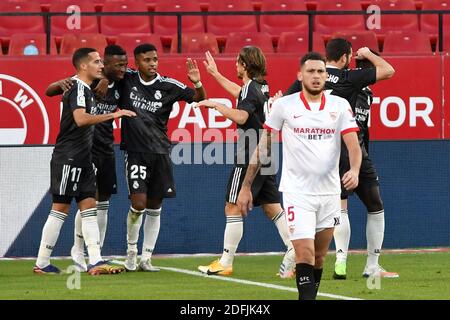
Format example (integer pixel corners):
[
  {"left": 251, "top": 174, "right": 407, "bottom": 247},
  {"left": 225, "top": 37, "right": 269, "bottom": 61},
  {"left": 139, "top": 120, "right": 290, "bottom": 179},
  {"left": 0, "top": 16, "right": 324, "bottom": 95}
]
[
  {"left": 203, "top": 51, "right": 241, "bottom": 98},
  {"left": 45, "top": 77, "right": 73, "bottom": 97},
  {"left": 73, "top": 108, "right": 136, "bottom": 127},
  {"left": 341, "top": 131, "right": 362, "bottom": 190},
  {"left": 237, "top": 129, "right": 272, "bottom": 215},
  {"left": 186, "top": 58, "right": 207, "bottom": 102},
  {"left": 355, "top": 47, "right": 395, "bottom": 81},
  {"left": 197, "top": 99, "right": 249, "bottom": 125},
  {"left": 93, "top": 78, "right": 109, "bottom": 100}
]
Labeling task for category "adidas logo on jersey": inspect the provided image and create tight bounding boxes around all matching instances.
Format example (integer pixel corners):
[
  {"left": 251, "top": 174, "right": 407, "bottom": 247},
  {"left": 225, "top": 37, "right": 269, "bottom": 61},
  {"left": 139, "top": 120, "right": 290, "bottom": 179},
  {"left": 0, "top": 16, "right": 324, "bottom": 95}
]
[{"left": 167, "top": 188, "right": 173, "bottom": 193}]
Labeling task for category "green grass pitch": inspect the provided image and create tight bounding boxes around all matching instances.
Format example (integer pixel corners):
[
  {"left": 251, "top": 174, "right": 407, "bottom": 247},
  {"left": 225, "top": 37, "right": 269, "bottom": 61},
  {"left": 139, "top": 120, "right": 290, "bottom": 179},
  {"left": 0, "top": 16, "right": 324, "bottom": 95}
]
[{"left": 0, "top": 252, "right": 449, "bottom": 300}]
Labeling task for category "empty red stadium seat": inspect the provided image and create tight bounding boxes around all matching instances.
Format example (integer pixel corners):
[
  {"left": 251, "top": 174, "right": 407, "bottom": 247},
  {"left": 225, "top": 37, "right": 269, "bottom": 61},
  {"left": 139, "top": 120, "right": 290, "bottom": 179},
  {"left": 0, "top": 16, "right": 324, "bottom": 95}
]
[
  {"left": 207, "top": 1, "right": 257, "bottom": 40},
  {"left": 60, "top": 33, "right": 108, "bottom": 55},
  {"left": 0, "top": 2, "right": 44, "bottom": 38},
  {"left": 435, "top": 31, "right": 450, "bottom": 52},
  {"left": 50, "top": 1, "right": 99, "bottom": 37},
  {"left": 153, "top": 2, "right": 204, "bottom": 36},
  {"left": 315, "top": 1, "right": 365, "bottom": 35},
  {"left": 420, "top": 0, "right": 450, "bottom": 37},
  {"left": 331, "top": 31, "right": 379, "bottom": 52},
  {"left": 371, "top": 0, "right": 419, "bottom": 35},
  {"left": 382, "top": 31, "right": 432, "bottom": 54},
  {"left": 277, "top": 32, "right": 325, "bottom": 55},
  {"left": 170, "top": 33, "right": 219, "bottom": 54},
  {"left": 224, "top": 32, "right": 274, "bottom": 54},
  {"left": 101, "top": 1, "right": 150, "bottom": 36},
  {"left": 8, "top": 33, "right": 57, "bottom": 56},
  {"left": 115, "top": 33, "right": 163, "bottom": 55},
  {"left": 444, "top": 32, "right": 450, "bottom": 52},
  {"left": 260, "top": 1, "right": 309, "bottom": 39}
]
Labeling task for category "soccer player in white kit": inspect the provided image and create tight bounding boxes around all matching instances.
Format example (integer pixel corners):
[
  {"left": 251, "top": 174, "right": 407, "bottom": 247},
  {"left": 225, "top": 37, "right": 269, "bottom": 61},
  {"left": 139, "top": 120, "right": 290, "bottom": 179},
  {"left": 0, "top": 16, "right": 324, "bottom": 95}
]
[{"left": 237, "top": 52, "right": 362, "bottom": 300}]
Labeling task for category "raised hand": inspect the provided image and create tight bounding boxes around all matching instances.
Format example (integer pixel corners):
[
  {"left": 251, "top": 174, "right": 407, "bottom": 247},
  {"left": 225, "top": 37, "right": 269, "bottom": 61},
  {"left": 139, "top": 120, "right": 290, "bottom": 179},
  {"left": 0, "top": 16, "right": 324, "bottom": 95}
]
[
  {"left": 203, "top": 51, "right": 219, "bottom": 76},
  {"left": 186, "top": 58, "right": 201, "bottom": 84}
]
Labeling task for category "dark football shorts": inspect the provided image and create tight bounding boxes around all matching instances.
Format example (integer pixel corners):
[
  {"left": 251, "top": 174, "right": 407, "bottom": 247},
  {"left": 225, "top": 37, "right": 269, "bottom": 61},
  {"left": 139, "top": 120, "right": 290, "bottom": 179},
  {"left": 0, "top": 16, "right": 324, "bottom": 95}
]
[
  {"left": 124, "top": 151, "right": 176, "bottom": 198},
  {"left": 50, "top": 160, "right": 96, "bottom": 204},
  {"left": 93, "top": 154, "right": 117, "bottom": 196},
  {"left": 225, "top": 165, "right": 280, "bottom": 206},
  {"left": 339, "top": 143, "right": 379, "bottom": 199}
]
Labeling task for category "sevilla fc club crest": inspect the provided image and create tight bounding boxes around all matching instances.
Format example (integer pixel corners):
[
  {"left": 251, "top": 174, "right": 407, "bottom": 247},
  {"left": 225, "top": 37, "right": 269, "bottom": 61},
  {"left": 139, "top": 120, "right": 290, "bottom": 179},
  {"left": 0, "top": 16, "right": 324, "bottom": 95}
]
[
  {"left": 329, "top": 112, "right": 337, "bottom": 121},
  {"left": 0, "top": 74, "right": 49, "bottom": 145}
]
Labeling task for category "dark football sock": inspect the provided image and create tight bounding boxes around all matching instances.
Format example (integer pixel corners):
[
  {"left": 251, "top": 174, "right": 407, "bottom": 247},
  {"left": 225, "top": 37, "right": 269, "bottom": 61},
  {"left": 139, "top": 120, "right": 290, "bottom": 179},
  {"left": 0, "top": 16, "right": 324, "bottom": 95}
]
[{"left": 296, "top": 263, "right": 316, "bottom": 300}]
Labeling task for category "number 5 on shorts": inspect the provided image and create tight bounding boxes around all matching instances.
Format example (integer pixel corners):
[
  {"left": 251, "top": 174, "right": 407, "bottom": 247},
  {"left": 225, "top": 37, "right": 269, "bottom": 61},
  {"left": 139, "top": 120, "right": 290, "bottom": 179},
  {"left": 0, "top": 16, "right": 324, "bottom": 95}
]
[{"left": 287, "top": 206, "right": 295, "bottom": 222}]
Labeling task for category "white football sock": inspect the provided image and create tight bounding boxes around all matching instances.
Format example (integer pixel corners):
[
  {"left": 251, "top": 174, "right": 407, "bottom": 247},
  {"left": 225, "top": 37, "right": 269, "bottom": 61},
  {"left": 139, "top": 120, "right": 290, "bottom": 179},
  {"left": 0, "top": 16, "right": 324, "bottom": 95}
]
[
  {"left": 127, "top": 207, "right": 144, "bottom": 252},
  {"left": 334, "top": 209, "right": 351, "bottom": 263},
  {"left": 271, "top": 210, "right": 293, "bottom": 250},
  {"left": 366, "top": 210, "right": 385, "bottom": 267},
  {"left": 80, "top": 208, "right": 102, "bottom": 266},
  {"left": 141, "top": 208, "right": 161, "bottom": 261},
  {"left": 36, "top": 210, "right": 67, "bottom": 268},
  {"left": 96, "top": 201, "right": 109, "bottom": 248},
  {"left": 73, "top": 210, "right": 84, "bottom": 253},
  {"left": 219, "top": 215, "right": 243, "bottom": 267}
]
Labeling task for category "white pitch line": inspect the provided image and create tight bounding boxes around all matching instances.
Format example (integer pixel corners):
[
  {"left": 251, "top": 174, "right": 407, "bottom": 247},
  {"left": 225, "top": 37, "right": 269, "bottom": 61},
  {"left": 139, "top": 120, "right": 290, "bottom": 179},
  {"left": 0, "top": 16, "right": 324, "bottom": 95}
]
[{"left": 159, "top": 266, "right": 363, "bottom": 301}]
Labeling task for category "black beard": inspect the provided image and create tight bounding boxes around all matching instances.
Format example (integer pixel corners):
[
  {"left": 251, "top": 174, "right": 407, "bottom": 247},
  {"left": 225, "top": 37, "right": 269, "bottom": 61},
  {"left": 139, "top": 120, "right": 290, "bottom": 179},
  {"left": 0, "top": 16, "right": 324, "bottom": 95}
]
[{"left": 303, "top": 85, "right": 324, "bottom": 96}]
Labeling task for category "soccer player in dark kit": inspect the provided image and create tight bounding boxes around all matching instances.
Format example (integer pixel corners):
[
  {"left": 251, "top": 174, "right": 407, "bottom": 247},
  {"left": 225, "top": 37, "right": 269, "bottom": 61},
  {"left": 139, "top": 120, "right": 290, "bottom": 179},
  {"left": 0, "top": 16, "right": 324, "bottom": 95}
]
[
  {"left": 120, "top": 44, "right": 207, "bottom": 271},
  {"left": 35, "top": 48, "right": 135, "bottom": 275},
  {"left": 46, "top": 45, "right": 128, "bottom": 272}
]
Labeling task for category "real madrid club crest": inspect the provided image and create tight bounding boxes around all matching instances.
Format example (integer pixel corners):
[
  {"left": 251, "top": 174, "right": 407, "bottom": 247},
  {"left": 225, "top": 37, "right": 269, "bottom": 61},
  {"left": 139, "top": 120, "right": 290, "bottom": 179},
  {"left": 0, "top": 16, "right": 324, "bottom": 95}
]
[
  {"left": 73, "top": 183, "right": 78, "bottom": 192},
  {"left": 133, "top": 181, "right": 139, "bottom": 189},
  {"left": 154, "top": 90, "right": 162, "bottom": 100},
  {"left": 115, "top": 90, "right": 120, "bottom": 99}
]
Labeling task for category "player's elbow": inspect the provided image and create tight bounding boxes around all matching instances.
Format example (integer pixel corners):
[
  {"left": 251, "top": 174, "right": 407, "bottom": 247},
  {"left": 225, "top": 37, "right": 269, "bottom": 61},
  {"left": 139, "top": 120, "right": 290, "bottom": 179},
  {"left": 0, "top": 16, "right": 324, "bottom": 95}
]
[
  {"left": 377, "top": 66, "right": 395, "bottom": 81},
  {"left": 235, "top": 114, "right": 248, "bottom": 125},
  {"left": 74, "top": 117, "right": 88, "bottom": 128}
]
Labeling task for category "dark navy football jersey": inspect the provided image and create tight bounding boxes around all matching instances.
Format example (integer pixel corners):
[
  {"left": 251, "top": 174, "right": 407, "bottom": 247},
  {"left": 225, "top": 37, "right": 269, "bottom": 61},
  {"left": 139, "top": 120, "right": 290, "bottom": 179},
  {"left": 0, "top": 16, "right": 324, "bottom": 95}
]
[
  {"left": 355, "top": 87, "right": 373, "bottom": 153},
  {"left": 91, "top": 79, "right": 121, "bottom": 157},
  {"left": 119, "top": 70, "right": 195, "bottom": 154},
  {"left": 52, "top": 78, "right": 96, "bottom": 166},
  {"left": 235, "top": 79, "right": 270, "bottom": 166}
]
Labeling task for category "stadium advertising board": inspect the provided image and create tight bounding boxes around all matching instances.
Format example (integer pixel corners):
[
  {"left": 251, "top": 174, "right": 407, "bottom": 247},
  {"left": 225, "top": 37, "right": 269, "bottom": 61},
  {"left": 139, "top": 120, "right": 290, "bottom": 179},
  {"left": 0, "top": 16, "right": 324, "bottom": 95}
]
[{"left": 0, "top": 55, "right": 445, "bottom": 144}]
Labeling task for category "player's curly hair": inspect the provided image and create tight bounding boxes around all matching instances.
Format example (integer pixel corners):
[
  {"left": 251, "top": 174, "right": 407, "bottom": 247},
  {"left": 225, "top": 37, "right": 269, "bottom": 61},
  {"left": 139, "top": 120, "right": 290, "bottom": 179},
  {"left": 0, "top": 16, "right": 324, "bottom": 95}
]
[{"left": 238, "top": 46, "right": 267, "bottom": 81}]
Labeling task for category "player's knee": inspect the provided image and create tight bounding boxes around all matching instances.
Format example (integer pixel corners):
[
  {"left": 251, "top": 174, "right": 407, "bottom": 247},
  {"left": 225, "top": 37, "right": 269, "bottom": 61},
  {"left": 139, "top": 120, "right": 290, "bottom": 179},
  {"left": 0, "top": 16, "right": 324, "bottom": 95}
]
[
  {"left": 131, "top": 201, "right": 146, "bottom": 211},
  {"left": 295, "top": 246, "right": 314, "bottom": 264},
  {"left": 367, "top": 198, "right": 383, "bottom": 212}
]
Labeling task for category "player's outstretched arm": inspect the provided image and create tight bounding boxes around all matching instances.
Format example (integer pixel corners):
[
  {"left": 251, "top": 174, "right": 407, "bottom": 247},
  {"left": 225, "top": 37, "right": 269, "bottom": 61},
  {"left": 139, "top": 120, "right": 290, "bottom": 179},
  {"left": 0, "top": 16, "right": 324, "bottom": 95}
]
[
  {"left": 73, "top": 108, "right": 136, "bottom": 127},
  {"left": 355, "top": 47, "right": 395, "bottom": 81},
  {"left": 237, "top": 129, "right": 273, "bottom": 215},
  {"left": 186, "top": 58, "right": 207, "bottom": 102},
  {"left": 197, "top": 99, "right": 249, "bottom": 125},
  {"left": 341, "top": 131, "right": 362, "bottom": 191},
  {"left": 203, "top": 51, "right": 241, "bottom": 98},
  {"left": 45, "top": 77, "right": 73, "bottom": 97}
]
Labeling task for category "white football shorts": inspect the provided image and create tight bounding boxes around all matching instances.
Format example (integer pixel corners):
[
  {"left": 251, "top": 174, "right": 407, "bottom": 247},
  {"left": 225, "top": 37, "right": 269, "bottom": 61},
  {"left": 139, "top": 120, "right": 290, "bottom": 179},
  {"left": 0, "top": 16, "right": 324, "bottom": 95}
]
[{"left": 283, "top": 192, "right": 341, "bottom": 240}]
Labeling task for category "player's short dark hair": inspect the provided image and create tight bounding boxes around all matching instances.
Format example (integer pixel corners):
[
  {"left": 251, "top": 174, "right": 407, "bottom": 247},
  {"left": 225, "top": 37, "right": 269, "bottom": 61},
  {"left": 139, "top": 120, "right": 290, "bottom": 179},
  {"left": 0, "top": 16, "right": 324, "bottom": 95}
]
[
  {"left": 105, "top": 45, "right": 126, "bottom": 57},
  {"left": 326, "top": 38, "right": 352, "bottom": 62},
  {"left": 356, "top": 49, "right": 379, "bottom": 69},
  {"left": 134, "top": 44, "right": 157, "bottom": 57},
  {"left": 72, "top": 47, "right": 97, "bottom": 69},
  {"left": 238, "top": 46, "right": 267, "bottom": 80},
  {"left": 300, "top": 52, "right": 326, "bottom": 67}
]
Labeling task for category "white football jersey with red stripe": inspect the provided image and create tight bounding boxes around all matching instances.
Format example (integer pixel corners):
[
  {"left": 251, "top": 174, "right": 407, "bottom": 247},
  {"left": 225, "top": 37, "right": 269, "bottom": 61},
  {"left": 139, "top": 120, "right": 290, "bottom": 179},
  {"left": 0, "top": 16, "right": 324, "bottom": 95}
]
[{"left": 265, "top": 91, "right": 359, "bottom": 195}]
